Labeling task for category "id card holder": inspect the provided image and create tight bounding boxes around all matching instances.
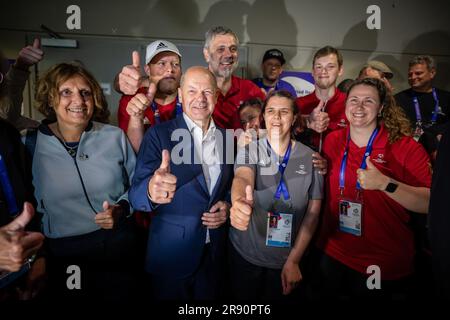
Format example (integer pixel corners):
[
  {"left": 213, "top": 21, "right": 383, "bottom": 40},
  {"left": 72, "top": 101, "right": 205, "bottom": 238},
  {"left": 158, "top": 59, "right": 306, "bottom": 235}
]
[
  {"left": 266, "top": 212, "right": 293, "bottom": 247},
  {"left": 339, "top": 199, "right": 363, "bottom": 236},
  {"left": 413, "top": 124, "right": 424, "bottom": 142}
]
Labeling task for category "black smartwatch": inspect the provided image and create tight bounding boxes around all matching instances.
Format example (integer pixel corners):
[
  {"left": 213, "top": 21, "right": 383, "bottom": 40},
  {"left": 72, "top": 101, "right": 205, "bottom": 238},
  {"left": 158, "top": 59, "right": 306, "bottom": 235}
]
[{"left": 384, "top": 181, "right": 398, "bottom": 193}]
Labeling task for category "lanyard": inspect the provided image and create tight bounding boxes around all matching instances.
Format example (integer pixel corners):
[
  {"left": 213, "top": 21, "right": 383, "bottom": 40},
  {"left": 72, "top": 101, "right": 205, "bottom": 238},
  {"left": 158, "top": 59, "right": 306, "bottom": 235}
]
[
  {"left": 339, "top": 127, "right": 379, "bottom": 192},
  {"left": 412, "top": 88, "right": 440, "bottom": 125},
  {"left": 0, "top": 153, "right": 19, "bottom": 216},
  {"left": 267, "top": 140, "right": 292, "bottom": 200},
  {"left": 151, "top": 96, "right": 182, "bottom": 125}
]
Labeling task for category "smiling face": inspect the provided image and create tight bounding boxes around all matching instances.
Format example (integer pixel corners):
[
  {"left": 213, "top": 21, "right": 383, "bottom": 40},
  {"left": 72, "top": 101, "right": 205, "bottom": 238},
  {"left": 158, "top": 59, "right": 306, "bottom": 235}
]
[
  {"left": 178, "top": 67, "right": 217, "bottom": 124},
  {"left": 312, "top": 53, "right": 343, "bottom": 90},
  {"left": 203, "top": 34, "right": 239, "bottom": 79},
  {"left": 54, "top": 75, "right": 94, "bottom": 128},
  {"left": 145, "top": 51, "right": 181, "bottom": 95},
  {"left": 263, "top": 96, "right": 297, "bottom": 142},
  {"left": 345, "top": 84, "right": 382, "bottom": 131},
  {"left": 408, "top": 63, "right": 435, "bottom": 92}
]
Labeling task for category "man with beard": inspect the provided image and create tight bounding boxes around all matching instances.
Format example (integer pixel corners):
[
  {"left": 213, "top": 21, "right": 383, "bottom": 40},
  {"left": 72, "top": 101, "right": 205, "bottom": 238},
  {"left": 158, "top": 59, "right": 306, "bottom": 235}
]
[
  {"left": 115, "top": 40, "right": 182, "bottom": 152},
  {"left": 203, "top": 26, "right": 265, "bottom": 130},
  {"left": 395, "top": 55, "right": 449, "bottom": 158},
  {"left": 252, "top": 48, "right": 297, "bottom": 97},
  {"left": 295, "top": 46, "right": 347, "bottom": 151}
]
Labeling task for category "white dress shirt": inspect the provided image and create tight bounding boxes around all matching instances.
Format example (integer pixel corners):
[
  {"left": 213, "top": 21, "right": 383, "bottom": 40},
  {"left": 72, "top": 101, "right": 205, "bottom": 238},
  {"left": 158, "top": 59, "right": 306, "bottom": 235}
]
[{"left": 183, "top": 114, "right": 221, "bottom": 243}]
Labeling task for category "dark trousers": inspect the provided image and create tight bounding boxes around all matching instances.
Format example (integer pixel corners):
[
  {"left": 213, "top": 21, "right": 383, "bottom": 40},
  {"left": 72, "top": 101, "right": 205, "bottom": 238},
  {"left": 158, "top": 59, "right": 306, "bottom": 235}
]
[
  {"left": 308, "top": 248, "right": 413, "bottom": 301},
  {"left": 148, "top": 243, "right": 223, "bottom": 300},
  {"left": 227, "top": 241, "right": 304, "bottom": 301},
  {"left": 45, "top": 221, "right": 141, "bottom": 300}
]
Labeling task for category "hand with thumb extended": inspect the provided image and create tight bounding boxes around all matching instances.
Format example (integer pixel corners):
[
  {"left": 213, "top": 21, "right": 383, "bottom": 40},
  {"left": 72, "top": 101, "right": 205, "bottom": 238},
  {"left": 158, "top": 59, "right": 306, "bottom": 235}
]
[
  {"left": 148, "top": 149, "right": 177, "bottom": 204},
  {"left": 118, "top": 50, "right": 146, "bottom": 95},
  {"left": 0, "top": 202, "right": 44, "bottom": 272},
  {"left": 95, "top": 200, "right": 123, "bottom": 229},
  {"left": 308, "top": 100, "right": 330, "bottom": 133},
  {"left": 230, "top": 185, "right": 254, "bottom": 231},
  {"left": 16, "top": 38, "right": 44, "bottom": 70},
  {"left": 356, "top": 157, "right": 390, "bottom": 191}
]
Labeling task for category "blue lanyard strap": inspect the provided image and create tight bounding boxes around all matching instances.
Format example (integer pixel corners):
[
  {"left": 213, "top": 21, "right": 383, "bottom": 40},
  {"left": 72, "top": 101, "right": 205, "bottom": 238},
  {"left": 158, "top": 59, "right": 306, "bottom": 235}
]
[
  {"left": 0, "top": 153, "right": 19, "bottom": 216},
  {"left": 267, "top": 140, "right": 292, "bottom": 200},
  {"left": 339, "top": 127, "right": 379, "bottom": 192},
  {"left": 412, "top": 88, "right": 440, "bottom": 125},
  {"left": 151, "top": 96, "right": 182, "bottom": 124}
]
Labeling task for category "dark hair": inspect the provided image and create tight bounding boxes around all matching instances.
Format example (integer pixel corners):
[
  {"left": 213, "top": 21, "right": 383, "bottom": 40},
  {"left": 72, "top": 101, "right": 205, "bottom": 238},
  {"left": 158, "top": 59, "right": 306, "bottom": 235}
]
[
  {"left": 346, "top": 78, "right": 412, "bottom": 143},
  {"left": 262, "top": 90, "right": 298, "bottom": 116},
  {"left": 239, "top": 98, "right": 263, "bottom": 113},
  {"left": 313, "top": 46, "right": 343, "bottom": 68},
  {"left": 35, "top": 62, "right": 110, "bottom": 123},
  {"left": 337, "top": 78, "right": 355, "bottom": 93}
]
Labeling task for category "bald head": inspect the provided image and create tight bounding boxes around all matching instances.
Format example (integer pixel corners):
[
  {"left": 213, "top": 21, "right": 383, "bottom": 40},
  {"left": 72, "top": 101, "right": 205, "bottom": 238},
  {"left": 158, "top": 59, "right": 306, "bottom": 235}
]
[
  {"left": 180, "top": 66, "right": 217, "bottom": 89},
  {"left": 178, "top": 66, "right": 218, "bottom": 125}
]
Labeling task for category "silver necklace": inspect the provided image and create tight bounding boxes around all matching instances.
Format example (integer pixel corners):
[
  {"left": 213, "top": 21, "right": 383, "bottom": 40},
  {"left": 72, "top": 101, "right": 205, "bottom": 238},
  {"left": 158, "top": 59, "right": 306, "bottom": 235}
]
[{"left": 56, "top": 125, "right": 79, "bottom": 157}]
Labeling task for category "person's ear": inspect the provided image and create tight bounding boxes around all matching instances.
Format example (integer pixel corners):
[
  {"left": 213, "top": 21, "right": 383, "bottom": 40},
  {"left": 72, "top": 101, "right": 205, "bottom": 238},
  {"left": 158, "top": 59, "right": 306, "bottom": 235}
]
[{"left": 203, "top": 47, "right": 210, "bottom": 64}]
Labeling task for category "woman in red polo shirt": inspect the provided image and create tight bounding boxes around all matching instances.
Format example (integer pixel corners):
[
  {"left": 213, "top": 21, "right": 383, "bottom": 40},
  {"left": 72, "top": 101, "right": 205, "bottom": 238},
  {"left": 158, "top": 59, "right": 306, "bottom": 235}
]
[{"left": 313, "top": 78, "right": 431, "bottom": 299}]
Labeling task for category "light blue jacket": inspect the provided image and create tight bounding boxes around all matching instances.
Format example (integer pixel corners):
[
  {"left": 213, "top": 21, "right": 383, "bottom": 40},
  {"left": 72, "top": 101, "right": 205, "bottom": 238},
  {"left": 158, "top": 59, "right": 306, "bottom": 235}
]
[{"left": 31, "top": 121, "right": 136, "bottom": 238}]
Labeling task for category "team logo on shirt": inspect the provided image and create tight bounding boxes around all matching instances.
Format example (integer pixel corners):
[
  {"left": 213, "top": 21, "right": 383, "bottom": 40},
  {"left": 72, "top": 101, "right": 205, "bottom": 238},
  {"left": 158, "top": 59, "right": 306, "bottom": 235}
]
[
  {"left": 296, "top": 164, "right": 307, "bottom": 175},
  {"left": 338, "top": 119, "right": 347, "bottom": 127},
  {"left": 373, "top": 153, "right": 386, "bottom": 164}
]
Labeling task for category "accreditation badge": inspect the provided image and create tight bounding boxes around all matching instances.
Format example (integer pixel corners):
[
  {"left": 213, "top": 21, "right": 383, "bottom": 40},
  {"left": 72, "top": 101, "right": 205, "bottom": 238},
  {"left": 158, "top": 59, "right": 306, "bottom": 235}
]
[
  {"left": 266, "top": 212, "right": 293, "bottom": 247},
  {"left": 338, "top": 199, "right": 363, "bottom": 236},
  {"left": 413, "top": 124, "right": 424, "bottom": 142}
]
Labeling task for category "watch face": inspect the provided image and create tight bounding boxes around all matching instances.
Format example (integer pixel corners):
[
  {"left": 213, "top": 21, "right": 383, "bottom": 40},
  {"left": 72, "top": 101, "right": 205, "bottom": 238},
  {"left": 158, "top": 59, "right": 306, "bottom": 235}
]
[{"left": 385, "top": 182, "right": 398, "bottom": 193}]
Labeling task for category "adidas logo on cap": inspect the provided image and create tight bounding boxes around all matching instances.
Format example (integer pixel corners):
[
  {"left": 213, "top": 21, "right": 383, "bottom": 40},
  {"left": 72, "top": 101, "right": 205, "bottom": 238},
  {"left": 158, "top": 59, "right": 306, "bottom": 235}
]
[{"left": 156, "top": 42, "right": 168, "bottom": 50}]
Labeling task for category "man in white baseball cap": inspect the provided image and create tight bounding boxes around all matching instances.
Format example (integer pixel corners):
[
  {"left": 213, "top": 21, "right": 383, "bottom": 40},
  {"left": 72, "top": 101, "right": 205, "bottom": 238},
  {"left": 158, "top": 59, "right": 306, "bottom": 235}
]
[{"left": 115, "top": 40, "right": 182, "bottom": 152}]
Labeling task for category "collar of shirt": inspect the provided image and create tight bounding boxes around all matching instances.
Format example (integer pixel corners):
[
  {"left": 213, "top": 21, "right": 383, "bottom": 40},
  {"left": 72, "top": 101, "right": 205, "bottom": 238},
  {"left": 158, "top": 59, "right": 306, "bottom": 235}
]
[{"left": 183, "top": 113, "right": 217, "bottom": 141}]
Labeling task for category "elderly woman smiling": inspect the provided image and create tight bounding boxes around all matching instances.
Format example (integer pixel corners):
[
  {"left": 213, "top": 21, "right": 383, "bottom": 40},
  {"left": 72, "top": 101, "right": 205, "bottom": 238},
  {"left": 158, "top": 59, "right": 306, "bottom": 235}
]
[{"left": 29, "top": 62, "right": 138, "bottom": 299}]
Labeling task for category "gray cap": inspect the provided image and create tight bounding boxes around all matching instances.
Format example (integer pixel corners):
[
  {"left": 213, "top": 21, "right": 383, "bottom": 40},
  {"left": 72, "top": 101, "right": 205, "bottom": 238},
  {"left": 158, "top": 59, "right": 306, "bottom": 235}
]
[{"left": 365, "top": 60, "right": 394, "bottom": 79}]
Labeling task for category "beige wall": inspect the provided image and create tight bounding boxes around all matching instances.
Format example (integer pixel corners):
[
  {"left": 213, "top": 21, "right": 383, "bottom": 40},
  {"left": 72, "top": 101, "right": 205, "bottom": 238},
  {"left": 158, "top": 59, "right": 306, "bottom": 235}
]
[{"left": 2, "top": 0, "right": 450, "bottom": 121}]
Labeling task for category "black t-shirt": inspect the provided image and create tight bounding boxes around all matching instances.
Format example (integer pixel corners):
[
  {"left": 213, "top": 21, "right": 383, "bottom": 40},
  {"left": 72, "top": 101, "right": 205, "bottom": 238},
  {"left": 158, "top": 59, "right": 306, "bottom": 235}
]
[{"left": 395, "top": 88, "right": 450, "bottom": 135}]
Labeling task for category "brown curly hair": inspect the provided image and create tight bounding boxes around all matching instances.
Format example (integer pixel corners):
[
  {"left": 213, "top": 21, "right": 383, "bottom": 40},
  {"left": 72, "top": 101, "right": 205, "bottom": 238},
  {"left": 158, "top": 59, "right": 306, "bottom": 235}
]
[
  {"left": 35, "top": 62, "right": 110, "bottom": 123},
  {"left": 346, "top": 78, "right": 412, "bottom": 143}
]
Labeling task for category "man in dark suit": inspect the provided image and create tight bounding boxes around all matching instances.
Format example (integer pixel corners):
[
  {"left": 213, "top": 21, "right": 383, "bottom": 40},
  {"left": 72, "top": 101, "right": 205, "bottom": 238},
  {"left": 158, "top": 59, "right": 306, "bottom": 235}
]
[{"left": 129, "top": 66, "right": 233, "bottom": 300}]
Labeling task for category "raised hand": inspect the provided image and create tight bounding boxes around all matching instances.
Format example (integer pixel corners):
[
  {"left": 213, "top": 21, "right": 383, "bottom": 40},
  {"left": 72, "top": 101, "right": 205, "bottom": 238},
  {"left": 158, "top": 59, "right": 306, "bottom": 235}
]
[
  {"left": 230, "top": 185, "right": 254, "bottom": 231},
  {"left": 148, "top": 150, "right": 177, "bottom": 204},
  {"left": 307, "top": 100, "right": 330, "bottom": 133}
]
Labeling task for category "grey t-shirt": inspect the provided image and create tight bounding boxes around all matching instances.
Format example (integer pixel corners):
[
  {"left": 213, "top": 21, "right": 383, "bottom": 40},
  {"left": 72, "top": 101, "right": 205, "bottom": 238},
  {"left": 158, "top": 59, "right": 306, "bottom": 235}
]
[{"left": 230, "top": 137, "right": 323, "bottom": 269}]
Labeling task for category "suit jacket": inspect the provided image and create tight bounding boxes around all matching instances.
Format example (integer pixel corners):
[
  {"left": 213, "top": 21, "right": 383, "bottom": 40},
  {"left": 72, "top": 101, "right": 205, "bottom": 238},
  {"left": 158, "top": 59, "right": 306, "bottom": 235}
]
[{"left": 129, "top": 114, "right": 233, "bottom": 279}]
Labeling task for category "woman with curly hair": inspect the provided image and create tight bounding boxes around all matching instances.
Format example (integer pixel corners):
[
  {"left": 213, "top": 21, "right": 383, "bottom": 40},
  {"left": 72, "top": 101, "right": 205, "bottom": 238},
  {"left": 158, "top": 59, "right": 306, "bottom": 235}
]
[
  {"left": 29, "top": 62, "right": 138, "bottom": 300},
  {"left": 311, "top": 78, "right": 431, "bottom": 300}
]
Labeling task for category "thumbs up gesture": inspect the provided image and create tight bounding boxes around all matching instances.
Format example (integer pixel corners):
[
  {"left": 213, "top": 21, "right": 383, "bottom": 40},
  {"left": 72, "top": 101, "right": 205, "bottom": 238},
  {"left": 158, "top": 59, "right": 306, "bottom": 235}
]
[
  {"left": 307, "top": 100, "right": 330, "bottom": 133},
  {"left": 95, "top": 201, "right": 124, "bottom": 229},
  {"left": 15, "top": 38, "right": 44, "bottom": 70},
  {"left": 118, "top": 51, "right": 150, "bottom": 95},
  {"left": 0, "top": 202, "right": 44, "bottom": 272},
  {"left": 356, "top": 157, "right": 390, "bottom": 190},
  {"left": 126, "top": 82, "right": 157, "bottom": 119},
  {"left": 230, "top": 185, "right": 254, "bottom": 231},
  {"left": 148, "top": 149, "right": 178, "bottom": 204}
]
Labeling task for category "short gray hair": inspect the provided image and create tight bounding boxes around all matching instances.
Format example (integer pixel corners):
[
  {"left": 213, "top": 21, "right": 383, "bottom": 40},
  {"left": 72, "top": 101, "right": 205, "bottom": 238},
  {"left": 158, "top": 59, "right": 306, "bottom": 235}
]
[
  {"left": 409, "top": 55, "right": 436, "bottom": 71},
  {"left": 204, "top": 26, "right": 239, "bottom": 49}
]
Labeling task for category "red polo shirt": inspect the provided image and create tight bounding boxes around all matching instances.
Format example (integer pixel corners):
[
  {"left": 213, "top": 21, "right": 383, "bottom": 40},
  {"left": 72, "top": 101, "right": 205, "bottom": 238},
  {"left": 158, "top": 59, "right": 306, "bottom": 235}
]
[
  {"left": 117, "top": 87, "right": 178, "bottom": 132},
  {"left": 317, "top": 124, "right": 431, "bottom": 280},
  {"left": 213, "top": 76, "right": 265, "bottom": 130},
  {"left": 296, "top": 88, "right": 348, "bottom": 148}
]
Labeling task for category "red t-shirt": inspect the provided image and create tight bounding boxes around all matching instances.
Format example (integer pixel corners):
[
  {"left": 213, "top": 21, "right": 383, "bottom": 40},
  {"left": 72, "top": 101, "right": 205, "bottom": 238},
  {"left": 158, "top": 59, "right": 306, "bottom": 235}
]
[
  {"left": 296, "top": 89, "right": 348, "bottom": 148},
  {"left": 212, "top": 76, "right": 266, "bottom": 130},
  {"left": 117, "top": 87, "right": 179, "bottom": 132},
  {"left": 317, "top": 124, "right": 432, "bottom": 280}
]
